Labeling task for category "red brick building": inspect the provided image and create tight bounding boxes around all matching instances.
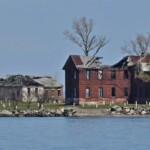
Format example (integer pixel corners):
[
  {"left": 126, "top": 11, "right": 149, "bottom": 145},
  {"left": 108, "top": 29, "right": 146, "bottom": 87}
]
[
  {"left": 63, "top": 54, "right": 150, "bottom": 104},
  {"left": 63, "top": 55, "right": 131, "bottom": 104}
]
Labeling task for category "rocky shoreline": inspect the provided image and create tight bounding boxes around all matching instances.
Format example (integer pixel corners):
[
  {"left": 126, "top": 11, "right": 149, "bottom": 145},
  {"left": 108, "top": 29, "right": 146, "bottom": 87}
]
[
  {"left": 1, "top": 105, "right": 150, "bottom": 117},
  {"left": 107, "top": 105, "right": 150, "bottom": 116},
  {"left": 0, "top": 108, "right": 77, "bottom": 117}
]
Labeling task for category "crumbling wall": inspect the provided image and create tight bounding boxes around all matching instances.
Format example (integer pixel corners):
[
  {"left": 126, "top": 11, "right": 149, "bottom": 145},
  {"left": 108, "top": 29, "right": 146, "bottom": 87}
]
[
  {"left": 0, "top": 87, "right": 22, "bottom": 100},
  {"left": 22, "top": 86, "right": 44, "bottom": 101}
]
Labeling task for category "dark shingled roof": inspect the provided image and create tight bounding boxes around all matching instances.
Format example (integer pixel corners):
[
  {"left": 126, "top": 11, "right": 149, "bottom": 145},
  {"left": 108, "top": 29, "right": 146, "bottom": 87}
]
[{"left": 0, "top": 75, "right": 43, "bottom": 87}]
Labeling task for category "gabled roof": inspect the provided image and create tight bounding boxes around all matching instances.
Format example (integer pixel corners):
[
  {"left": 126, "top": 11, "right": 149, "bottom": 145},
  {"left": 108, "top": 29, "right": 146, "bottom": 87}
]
[
  {"left": 71, "top": 55, "right": 83, "bottom": 66},
  {"left": 63, "top": 55, "right": 107, "bottom": 70},
  {"left": 31, "top": 76, "right": 63, "bottom": 88}
]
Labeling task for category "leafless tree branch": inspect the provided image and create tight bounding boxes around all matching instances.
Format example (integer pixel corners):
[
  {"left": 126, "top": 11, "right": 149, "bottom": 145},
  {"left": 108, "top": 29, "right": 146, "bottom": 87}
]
[
  {"left": 64, "top": 16, "right": 108, "bottom": 56},
  {"left": 122, "top": 33, "right": 150, "bottom": 56}
]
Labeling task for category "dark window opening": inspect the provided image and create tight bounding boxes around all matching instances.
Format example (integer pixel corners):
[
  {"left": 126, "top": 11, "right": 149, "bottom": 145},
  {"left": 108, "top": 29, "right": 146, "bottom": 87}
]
[
  {"left": 35, "top": 88, "right": 38, "bottom": 97},
  {"left": 124, "top": 88, "right": 128, "bottom": 97},
  {"left": 58, "top": 90, "right": 61, "bottom": 96},
  {"left": 124, "top": 70, "right": 128, "bottom": 79},
  {"left": 112, "top": 87, "right": 116, "bottom": 97},
  {"left": 111, "top": 70, "right": 116, "bottom": 79},
  {"left": 28, "top": 88, "right": 30, "bottom": 97}
]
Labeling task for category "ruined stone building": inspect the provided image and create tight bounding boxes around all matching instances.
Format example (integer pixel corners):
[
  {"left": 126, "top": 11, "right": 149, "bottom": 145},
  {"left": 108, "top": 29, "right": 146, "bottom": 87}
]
[
  {"left": 0, "top": 75, "right": 63, "bottom": 102},
  {"left": 63, "top": 54, "right": 150, "bottom": 105}
]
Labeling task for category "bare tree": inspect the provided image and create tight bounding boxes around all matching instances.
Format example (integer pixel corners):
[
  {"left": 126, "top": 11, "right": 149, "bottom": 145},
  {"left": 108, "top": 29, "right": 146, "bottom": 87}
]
[
  {"left": 64, "top": 17, "right": 108, "bottom": 56},
  {"left": 26, "top": 93, "right": 34, "bottom": 110},
  {"left": 36, "top": 92, "right": 45, "bottom": 109},
  {"left": 122, "top": 33, "right": 150, "bottom": 56},
  {"left": 122, "top": 33, "right": 150, "bottom": 76}
]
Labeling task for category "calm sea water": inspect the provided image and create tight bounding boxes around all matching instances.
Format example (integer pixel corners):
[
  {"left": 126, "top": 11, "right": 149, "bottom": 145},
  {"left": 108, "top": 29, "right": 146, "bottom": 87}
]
[{"left": 0, "top": 117, "right": 150, "bottom": 150}]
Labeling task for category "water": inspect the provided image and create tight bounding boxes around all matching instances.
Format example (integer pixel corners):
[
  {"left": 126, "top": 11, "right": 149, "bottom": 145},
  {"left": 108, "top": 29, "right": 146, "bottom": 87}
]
[{"left": 0, "top": 117, "right": 150, "bottom": 150}]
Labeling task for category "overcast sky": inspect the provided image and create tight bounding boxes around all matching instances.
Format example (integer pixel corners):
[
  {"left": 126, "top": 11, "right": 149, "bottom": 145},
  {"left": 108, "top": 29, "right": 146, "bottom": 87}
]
[{"left": 0, "top": 0, "right": 150, "bottom": 86}]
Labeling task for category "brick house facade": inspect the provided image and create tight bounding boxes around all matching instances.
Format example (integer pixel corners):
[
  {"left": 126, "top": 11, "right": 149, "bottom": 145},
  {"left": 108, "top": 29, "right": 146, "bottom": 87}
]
[
  {"left": 63, "top": 55, "right": 131, "bottom": 104},
  {"left": 63, "top": 54, "right": 150, "bottom": 104}
]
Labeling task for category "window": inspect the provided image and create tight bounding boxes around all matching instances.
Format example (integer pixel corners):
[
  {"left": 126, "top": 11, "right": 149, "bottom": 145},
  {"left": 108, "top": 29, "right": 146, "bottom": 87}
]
[
  {"left": 98, "top": 87, "right": 103, "bottom": 98},
  {"left": 86, "top": 70, "right": 90, "bottom": 80},
  {"left": 27, "top": 88, "right": 30, "bottom": 96},
  {"left": 74, "top": 88, "right": 77, "bottom": 98},
  {"left": 98, "top": 70, "right": 103, "bottom": 79},
  {"left": 52, "top": 89, "right": 55, "bottom": 97},
  {"left": 111, "top": 87, "right": 116, "bottom": 97},
  {"left": 74, "top": 71, "right": 77, "bottom": 79},
  {"left": 124, "top": 88, "right": 128, "bottom": 97},
  {"left": 86, "top": 88, "right": 90, "bottom": 98},
  {"left": 35, "top": 88, "right": 38, "bottom": 97},
  {"left": 124, "top": 70, "right": 128, "bottom": 79},
  {"left": 111, "top": 70, "right": 116, "bottom": 79},
  {"left": 58, "top": 90, "right": 61, "bottom": 96}
]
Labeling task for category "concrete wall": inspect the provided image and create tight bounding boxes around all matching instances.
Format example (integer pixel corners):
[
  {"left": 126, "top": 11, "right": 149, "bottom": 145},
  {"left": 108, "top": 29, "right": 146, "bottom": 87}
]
[
  {"left": 22, "top": 86, "right": 44, "bottom": 101},
  {"left": 0, "top": 86, "right": 22, "bottom": 100}
]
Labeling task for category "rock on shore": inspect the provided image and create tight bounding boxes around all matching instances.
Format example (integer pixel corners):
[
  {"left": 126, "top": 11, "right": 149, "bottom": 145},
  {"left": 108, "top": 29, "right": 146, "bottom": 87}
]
[
  {"left": 0, "top": 108, "right": 77, "bottom": 117},
  {"left": 108, "top": 105, "right": 150, "bottom": 116}
]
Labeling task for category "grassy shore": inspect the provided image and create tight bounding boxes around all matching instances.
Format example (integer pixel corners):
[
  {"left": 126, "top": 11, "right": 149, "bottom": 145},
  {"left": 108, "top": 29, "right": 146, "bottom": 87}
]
[{"left": 0, "top": 100, "right": 149, "bottom": 110}]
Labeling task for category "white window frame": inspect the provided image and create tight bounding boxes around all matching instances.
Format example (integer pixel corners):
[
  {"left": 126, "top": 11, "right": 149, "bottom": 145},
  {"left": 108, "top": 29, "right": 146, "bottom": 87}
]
[
  {"left": 86, "top": 88, "right": 90, "bottom": 98},
  {"left": 98, "top": 87, "right": 103, "bottom": 98},
  {"left": 86, "top": 70, "right": 90, "bottom": 80}
]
